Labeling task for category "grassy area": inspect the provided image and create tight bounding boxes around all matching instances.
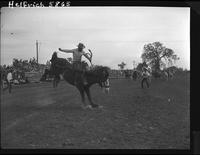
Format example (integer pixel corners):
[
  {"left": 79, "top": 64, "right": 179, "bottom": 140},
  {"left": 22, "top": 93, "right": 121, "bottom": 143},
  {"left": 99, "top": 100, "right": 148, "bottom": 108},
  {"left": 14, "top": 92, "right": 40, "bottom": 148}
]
[{"left": 1, "top": 72, "right": 190, "bottom": 149}]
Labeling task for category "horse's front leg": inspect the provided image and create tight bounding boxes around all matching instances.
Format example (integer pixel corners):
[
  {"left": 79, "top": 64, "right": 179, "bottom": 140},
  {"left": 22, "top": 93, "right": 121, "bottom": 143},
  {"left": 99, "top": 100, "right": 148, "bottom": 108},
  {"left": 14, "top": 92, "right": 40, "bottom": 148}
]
[
  {"left": 85, "top": 86, "right": 99, "bottom": 108},
  {"left": 77, "top": 86, "right": 87, "bottom": 108}
]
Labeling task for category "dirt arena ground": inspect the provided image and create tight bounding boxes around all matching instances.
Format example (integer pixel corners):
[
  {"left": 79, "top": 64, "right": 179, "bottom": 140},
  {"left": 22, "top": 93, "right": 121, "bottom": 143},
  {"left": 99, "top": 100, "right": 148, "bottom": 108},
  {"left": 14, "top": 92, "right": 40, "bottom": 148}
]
[{"left": 1, "top": 72, "right": 190, "bottom": 149}]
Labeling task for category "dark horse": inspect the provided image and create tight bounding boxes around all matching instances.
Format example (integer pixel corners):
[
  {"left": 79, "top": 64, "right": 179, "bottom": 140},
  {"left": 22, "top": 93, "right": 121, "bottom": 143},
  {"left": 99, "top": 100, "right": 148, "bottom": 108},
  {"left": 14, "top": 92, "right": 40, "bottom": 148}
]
[{"left": 50, "top": 52, "right": 110, "bottom": 109}]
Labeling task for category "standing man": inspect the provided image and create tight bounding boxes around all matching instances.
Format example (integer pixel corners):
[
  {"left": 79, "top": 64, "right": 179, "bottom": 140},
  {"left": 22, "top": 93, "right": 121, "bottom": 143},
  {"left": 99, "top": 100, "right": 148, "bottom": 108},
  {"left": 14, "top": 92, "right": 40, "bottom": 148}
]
[
  {"left": 7, "top": 68, "right": 13, "bottom": 93},
  {"left": 146, "top": 65, "right": 152, "bottom": 82},
  {"left": 141, "top": 67, "right": 151, "bottom": 89},
  {"left": 58, "top": 43, "right": 92, "bottom": 85}
]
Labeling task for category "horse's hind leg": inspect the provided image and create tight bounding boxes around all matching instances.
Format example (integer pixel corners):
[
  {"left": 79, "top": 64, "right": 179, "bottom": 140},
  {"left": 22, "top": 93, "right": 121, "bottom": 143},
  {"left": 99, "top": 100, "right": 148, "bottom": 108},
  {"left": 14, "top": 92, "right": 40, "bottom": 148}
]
[
  {"left": 56, "top": 78, "right": 60, "bottom": 87},
  {"left": 8, "top": 82, "right": 12, "bottom": 93},
  {"left": 85, "top": 87, "right": 99, "bottom": 108},
  {"left": 53, "top": 75, "right": 60, "bottom": 88},
  {"left": 53, "top": 78, "right": 56, "bottom": 88}
]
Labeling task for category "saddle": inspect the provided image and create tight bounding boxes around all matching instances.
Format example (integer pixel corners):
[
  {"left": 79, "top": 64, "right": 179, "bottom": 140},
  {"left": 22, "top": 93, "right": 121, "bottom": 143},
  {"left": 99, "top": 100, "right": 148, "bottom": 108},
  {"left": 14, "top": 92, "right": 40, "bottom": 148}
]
[{"left": 72, "top": 61, "right": 89, "bottom": 72}]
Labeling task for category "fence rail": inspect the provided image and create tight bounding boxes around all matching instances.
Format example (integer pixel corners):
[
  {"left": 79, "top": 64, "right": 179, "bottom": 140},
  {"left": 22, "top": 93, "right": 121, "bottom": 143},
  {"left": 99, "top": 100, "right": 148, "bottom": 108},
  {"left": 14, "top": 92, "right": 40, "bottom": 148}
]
[{"left": 25, "top": 72, "right": 43, "bottom": 83}]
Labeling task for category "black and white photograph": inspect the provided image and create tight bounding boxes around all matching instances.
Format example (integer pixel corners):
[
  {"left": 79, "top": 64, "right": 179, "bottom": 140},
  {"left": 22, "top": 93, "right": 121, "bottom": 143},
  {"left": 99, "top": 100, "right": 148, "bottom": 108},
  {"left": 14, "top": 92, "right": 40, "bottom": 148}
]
[{"left": 1, "top": 5, "right": 190, "bottom": 150}]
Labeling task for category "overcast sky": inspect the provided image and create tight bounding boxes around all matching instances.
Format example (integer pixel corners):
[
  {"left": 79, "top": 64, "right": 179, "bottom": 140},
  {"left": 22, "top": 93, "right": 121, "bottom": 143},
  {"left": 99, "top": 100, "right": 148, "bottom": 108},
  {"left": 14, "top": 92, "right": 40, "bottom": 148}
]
[{"left": 1, "top": 7, "right": 190, "bottom": 69}]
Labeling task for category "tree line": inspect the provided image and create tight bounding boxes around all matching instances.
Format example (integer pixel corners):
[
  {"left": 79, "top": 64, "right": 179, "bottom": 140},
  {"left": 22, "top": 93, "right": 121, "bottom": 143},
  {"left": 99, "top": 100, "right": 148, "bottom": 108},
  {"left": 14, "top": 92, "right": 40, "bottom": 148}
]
[{"left": 118, "top": 41, "right": 185, "bottom": 72}]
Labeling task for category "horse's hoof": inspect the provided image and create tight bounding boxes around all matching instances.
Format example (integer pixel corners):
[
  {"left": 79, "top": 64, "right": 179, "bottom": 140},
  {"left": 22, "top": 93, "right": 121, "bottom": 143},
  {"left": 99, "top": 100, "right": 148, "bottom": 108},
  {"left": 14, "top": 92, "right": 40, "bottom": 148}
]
[
  {"left": 82, "top": 105, "right": 92, "bottom": 110},
  {"left": 98, "top": 105, "right": 103, "bottom": 109},
  {"left": 81, "top": 105, "right": 88, "bottom": 110},
  {"left": 92, "top": 104, "right": 104, "bottom": 109},
  {"left": 86, "top": 105, "right": 92, "bottom": 109}
]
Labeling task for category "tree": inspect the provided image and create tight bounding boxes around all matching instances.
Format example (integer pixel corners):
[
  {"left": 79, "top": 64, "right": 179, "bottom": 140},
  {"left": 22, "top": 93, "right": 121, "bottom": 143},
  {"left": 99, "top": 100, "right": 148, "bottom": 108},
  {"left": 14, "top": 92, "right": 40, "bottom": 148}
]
[
  {"left": 132, "top": 60, "right": 137, "bottom": 69},
  {"left": 118, "top": 62, "right": 126, "bottom": 70},
  {"left": 141, "top": 42, "right": 179, "bottom": 71},
  {"left": 136, "top": 62, "right": 148, "bottom": 72}
]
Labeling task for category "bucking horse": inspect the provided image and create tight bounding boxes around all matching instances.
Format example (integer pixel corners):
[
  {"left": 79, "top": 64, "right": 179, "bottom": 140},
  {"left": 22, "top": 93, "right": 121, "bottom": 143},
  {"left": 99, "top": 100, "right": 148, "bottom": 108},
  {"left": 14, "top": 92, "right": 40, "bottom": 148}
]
[{"left": 49, "top": 52, "right": 110, "bottom": 109}]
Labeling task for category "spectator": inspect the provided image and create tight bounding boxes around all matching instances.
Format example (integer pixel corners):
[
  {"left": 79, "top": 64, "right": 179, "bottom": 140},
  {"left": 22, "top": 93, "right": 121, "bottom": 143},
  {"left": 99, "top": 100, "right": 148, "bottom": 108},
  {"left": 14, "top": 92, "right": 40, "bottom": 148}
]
[
  {"left": 141, "top": 67, "right": 151, "bottom": 89},
  {"left": 7, "top": 68, "right": 13, "bottom": 93}
]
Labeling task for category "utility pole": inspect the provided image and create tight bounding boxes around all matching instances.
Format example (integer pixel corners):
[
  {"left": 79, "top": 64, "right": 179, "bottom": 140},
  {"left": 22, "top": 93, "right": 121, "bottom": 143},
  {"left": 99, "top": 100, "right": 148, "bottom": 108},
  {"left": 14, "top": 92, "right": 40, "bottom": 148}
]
[
  {"left": 36, "top": 40, "right": 39, "bottom": 64},
  {"left": 133, "top": 60, "right": 136, "bottom": 69}
]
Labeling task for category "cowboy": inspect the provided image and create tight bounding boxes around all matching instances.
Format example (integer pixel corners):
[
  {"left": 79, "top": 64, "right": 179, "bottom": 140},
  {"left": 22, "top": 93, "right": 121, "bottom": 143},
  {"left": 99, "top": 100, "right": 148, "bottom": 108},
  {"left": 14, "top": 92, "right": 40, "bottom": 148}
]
[
  {"left": 58, "top": 43, "right": 91, "bottom": 85},
  {"left": 141, "top": 66, "right": 150, "bottom": 88}
]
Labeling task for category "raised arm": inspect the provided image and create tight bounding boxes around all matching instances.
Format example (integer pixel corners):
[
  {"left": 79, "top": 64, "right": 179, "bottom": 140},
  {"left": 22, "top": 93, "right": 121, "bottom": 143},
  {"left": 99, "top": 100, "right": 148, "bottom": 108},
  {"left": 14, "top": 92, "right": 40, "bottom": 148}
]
[
  {"left": 83, "top": 49, "right": 93, "bottom": 62},
  {"left": 58, "top": 48, "right": 74, "bottom": 53},
  {"left": 83, "top": 53, "right": 91, "bottom": 62}
]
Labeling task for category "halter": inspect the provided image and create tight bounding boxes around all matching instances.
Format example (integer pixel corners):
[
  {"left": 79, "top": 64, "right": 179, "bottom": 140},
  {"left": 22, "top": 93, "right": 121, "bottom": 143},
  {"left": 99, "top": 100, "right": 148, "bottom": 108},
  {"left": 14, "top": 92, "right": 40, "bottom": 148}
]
[{"left": 102, "top": 80, "right": 110, "bottom": 88}]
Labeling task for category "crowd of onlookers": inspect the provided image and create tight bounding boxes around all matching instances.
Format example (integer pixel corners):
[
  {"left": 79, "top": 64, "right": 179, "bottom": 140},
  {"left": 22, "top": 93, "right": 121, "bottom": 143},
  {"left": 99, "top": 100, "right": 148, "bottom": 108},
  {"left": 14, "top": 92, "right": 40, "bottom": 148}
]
[{"left": 1, "top": 58, "right": 50, "bottom": 89}]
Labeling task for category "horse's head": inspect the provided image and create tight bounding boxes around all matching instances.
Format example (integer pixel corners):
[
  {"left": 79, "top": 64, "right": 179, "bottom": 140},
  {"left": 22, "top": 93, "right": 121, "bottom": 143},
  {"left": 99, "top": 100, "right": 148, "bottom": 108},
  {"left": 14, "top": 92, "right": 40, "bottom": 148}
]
[{"left": 94, "top": 66, "right": 110, "bottom": 94}]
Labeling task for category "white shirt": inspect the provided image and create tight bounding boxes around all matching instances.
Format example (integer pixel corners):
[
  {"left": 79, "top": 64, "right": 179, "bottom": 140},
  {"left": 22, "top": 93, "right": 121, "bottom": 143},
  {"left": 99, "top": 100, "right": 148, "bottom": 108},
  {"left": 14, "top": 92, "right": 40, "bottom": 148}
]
[
  {"left": 7, "top": 72, "right": 13, "bottom": 82},
  {"left": 72, "top": 49, "right": 86, "bottom": 62},
  {"left": 142, "top": 71, "right": 150, "bottom": 78}
]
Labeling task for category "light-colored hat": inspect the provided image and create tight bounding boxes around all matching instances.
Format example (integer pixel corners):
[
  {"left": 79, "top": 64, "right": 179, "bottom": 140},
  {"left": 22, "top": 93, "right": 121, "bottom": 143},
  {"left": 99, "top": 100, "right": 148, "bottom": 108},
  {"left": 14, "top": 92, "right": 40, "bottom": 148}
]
[{"left": 77, "top": 43, "right": 85, "bottom": 48}]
